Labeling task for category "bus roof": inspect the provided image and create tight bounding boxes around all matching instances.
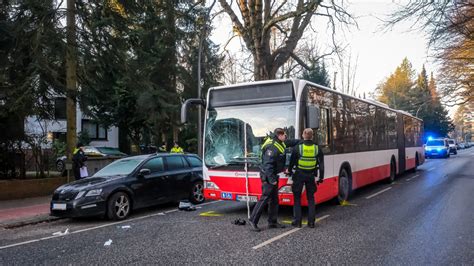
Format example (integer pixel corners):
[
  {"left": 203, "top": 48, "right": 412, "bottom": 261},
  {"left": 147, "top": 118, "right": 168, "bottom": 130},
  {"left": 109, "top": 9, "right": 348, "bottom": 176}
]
[
  {"left": 299, "top": 79, "right": 422, "bottom": 121},
  {"left": 209, "top": 79, "right": 422, "bottom": 122}
]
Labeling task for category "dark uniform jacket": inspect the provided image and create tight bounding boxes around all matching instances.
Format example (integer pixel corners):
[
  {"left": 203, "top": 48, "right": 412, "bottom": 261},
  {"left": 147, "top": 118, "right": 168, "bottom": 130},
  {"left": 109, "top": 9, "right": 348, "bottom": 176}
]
[
  {"left": 288, "top": 140, "right": 325, "bottom": 179},
  {"left": 260, "top": 137, "right": 301, "bottom": 184}
]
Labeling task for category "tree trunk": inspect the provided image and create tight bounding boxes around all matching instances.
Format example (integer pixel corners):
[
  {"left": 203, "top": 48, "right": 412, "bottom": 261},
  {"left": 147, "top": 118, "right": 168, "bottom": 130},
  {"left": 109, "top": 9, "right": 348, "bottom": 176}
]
[{"left": 66, "top": 0, "right": 77, "bottom": 164}]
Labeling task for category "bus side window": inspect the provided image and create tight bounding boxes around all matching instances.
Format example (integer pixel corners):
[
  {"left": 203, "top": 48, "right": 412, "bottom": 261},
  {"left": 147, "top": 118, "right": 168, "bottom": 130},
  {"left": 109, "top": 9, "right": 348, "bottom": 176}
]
[{"left": 314, "top": 108, "right": 330, "bottom": 154}]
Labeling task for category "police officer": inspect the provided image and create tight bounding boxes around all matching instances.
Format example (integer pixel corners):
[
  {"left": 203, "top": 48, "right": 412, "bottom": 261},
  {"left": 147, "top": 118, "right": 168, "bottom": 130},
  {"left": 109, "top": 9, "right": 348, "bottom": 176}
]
[
  {"left": 170, "top": 142, "right": 184, "bottom": 153},
  {"left": 249, "top": 128, "right": 300, "bottom": 232},
  {"left": 287, "top": 128, "right": 324, "bottom": 228},
  {"left": 72, "top": 143, "right": 87, "bottom": 181},
  {"left": 158, "top": 142, "right": 167, "bottom": 153}
]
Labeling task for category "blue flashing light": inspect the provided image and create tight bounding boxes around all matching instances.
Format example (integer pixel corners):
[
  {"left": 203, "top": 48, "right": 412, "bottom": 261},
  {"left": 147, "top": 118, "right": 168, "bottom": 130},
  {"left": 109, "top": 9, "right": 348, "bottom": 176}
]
[
  {"left": 428, "top": 136, "right": 434, "bottom": 141},
  {"left": 437, "top": 148, "right": 442, "bottom": 152}
]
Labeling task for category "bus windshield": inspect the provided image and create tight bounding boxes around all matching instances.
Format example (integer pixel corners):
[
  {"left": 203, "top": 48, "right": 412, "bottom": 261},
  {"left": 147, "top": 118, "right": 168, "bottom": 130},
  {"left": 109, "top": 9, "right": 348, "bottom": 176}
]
[{"left": 204, "top": 102, "right": 296, "bottom": 167}]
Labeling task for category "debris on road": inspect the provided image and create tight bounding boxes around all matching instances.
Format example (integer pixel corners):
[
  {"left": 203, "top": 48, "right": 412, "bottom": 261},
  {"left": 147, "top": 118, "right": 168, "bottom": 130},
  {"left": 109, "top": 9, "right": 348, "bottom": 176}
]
[
  {"left": 178, "top": 201, "right": 196, "bottom": 211},
  {"left": 104, "top": 239, "right": 113, "bottom": 246},
  {"left": 52, "top": 228, "right": 69, "bottom": 236},
  {"left": 121, "top": 225, "right": 131, "bottom": 229},
  {"left": 232, "top": 218, "right": 246, "bottom": 225}
]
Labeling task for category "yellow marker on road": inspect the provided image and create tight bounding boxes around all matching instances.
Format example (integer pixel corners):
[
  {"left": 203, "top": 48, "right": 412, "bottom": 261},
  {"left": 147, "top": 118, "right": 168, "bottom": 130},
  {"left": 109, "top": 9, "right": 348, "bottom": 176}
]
[
  {"left": 340, "top": 200, "right": 357, "bottom": 206},
  {"left": 199, "top": 211, "right": 223, "bottom": 217}
]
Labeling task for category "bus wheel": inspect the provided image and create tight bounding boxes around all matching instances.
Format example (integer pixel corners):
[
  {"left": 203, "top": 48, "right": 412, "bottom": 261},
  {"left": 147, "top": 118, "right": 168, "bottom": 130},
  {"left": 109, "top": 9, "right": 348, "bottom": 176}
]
[
  {"left": 410, "top": 154, "right": 419, "bottom": 173},
  {"left": 387, "top": 160, "right": 396, "bottom": 183},
  {"left": 337, "top": 168, "right": 351, "bottom": 204}
]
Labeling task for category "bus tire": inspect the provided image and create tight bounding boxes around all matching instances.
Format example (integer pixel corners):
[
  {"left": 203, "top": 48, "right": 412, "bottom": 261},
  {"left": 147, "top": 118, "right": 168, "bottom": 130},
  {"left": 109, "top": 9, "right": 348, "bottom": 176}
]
[
  {"left": 387, "top": 159, "right": 396, "bottom": 183},
  {"left": 410, "top": 153, "right": 419, "bottom": 173},
  {"left": 337, "top": 167, "right": 352, "bottom": 204}
]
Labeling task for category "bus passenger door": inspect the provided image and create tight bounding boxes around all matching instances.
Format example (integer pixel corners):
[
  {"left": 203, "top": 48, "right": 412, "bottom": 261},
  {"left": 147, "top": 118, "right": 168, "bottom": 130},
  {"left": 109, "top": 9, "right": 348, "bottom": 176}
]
[{"left": 397, "top": 113, "right": 406, "bottom": 173}]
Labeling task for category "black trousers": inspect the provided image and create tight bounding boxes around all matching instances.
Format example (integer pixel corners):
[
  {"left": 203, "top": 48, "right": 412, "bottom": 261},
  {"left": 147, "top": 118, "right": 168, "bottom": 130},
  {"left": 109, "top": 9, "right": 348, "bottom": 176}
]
[
  {"left": 292, "top": 171, "right": 317, "bottom": 225},
  {"left": 73, "top": 167, "right": 81, "bottom": 181},
  {"left": 249, "top": 182, "right": 279, "bottom": 225}
]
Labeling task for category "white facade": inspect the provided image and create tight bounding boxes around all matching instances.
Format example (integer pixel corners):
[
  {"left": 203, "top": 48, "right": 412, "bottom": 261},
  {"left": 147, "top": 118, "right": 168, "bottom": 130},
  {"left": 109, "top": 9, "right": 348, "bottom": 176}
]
[{"left": 25, "top": 104, "right": 119, "bottom": 148}]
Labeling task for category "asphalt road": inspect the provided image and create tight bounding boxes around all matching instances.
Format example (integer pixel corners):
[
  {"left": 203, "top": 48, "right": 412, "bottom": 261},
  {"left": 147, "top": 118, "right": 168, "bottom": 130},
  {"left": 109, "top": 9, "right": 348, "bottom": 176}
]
[{"left": 1, "top": 149, "right": 473, "bottom": 265}]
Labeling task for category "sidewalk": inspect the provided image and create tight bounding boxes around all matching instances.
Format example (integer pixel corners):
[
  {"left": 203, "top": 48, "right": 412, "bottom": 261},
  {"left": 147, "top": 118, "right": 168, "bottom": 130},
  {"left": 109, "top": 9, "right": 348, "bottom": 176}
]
[{"left": 0, "top": 196, "right": 60, "bottom": 228}]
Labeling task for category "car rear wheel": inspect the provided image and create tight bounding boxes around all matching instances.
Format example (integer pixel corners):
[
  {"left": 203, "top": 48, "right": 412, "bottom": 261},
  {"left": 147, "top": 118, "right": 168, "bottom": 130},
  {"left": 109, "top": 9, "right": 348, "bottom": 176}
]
[
  {"left": 107, "top": 192, "right": 131, "bottom": 220},
  {"left": 189, "top": 181, "right": 205, "bottom": 204}
]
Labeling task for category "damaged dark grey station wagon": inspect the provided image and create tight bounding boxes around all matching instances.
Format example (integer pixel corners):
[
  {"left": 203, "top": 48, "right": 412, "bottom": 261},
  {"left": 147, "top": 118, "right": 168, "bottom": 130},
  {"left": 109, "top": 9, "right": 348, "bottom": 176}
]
[{"left": 50, "top": 153, "right": 204, "bottom": 220}]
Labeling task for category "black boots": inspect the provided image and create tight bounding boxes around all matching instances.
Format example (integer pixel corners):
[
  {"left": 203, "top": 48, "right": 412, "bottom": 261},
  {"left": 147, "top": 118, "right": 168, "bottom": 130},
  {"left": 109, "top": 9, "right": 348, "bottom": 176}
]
[
  {"left": 291, "top": 221, "right": 302, "bottom": 228},
  {"left": 249, "top": 220, "right": 261, "bottom": 232},
  {"left": 268, "top": 222, "right": 286, "bottom": 229}
]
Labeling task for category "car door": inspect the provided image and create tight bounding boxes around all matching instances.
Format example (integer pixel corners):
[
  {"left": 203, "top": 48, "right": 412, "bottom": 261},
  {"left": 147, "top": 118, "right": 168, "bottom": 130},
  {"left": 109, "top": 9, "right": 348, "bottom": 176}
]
[
  {"left": 164, "top": 155, "right": 192, "bottom": 200},
  {"left": 134, "top": 157, "right": 169, "bottom": 207}
]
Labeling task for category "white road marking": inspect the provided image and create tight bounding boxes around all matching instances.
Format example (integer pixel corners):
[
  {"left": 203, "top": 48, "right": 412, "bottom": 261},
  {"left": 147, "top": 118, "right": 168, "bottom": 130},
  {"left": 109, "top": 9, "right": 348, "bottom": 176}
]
[
  {"left": 428, "top": 167, "right": 436, "bottom": 171},
  {"left": 406, "top": 174, "right": 420, "bottom": 181},
  {"left": 252, "top": 215, "right": 330, "bottom": 250},
  {"left": 366, "top": 187, "right": 392, "bottom": 199},
  {"left": 0, "top": 200, "right": 222, "bottom": 250}
]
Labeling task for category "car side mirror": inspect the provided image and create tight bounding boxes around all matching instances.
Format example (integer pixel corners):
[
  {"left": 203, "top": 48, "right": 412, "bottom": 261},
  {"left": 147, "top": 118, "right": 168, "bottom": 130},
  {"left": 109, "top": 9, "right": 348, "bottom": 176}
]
[
  {"left": 306, "top": 105, "right": 320, "bottom": 129},
  {"left": 138, "top": 168, "right": 151, "bottom": 178}
]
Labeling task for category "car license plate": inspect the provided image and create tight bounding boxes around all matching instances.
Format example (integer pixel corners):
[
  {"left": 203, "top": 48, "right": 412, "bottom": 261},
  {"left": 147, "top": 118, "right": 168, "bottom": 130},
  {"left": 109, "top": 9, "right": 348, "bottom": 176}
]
[
  {"left": 221, "top": 192, "right": 233, "bottom": 199},
  {"left": 52, "top": 203, "right": 67, "bottom": 210},
  {"left": 236, "top": 195, "right": 258, "bottom": 202}
]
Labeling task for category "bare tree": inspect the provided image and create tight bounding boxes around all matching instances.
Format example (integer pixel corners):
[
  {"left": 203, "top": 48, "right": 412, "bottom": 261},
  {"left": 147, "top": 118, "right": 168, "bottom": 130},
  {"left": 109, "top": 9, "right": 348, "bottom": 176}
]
[
  {"left": 337, "top": 50, "right": 359, "bottom": 96},
  {"left": 218, "top": 0, "right": 354, "bottom": 80},
  {"left": 387, "top": 0, "right": 473, "bottom": 106}
]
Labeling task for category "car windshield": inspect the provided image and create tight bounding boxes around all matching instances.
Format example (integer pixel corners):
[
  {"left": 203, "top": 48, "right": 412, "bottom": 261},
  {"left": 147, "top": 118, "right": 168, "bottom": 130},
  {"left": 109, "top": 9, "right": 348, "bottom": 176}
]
[
  {"left": 448, "top": 140, "right": 455, "bottom": 144},
  {"left": 426, "top": 140, "right": 444, "bottom": 146},
  {"left": 92, "top": 158, "right": 145, "bottom": 177},
  {"left": 204, "top": 102, "right": 296, "bottom": 167}
]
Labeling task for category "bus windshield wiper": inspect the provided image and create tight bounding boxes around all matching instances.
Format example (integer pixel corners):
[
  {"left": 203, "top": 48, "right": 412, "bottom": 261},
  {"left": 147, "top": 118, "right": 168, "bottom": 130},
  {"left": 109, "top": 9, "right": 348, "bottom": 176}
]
[
  {"left": 230, "top": 157, "right": 259, "bottom": 163},
  {"left": 209, "top": 161, "right": 243, "bottom": 169}
]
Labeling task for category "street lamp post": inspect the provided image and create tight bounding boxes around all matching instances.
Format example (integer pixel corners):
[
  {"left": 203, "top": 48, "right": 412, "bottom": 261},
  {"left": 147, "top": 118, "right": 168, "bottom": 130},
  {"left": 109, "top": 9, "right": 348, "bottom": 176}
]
[{"left": 196, "top": 1, "right": 216, "bottom": 158}]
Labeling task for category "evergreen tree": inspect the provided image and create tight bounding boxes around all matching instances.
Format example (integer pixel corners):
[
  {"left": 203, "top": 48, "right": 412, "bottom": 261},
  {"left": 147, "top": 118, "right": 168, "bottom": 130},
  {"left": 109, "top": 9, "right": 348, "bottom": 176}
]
[
  {"left": 378, "top": 58, "right": 415, "bottom": 111},
  {"left": 300, "top": 60, "right": 331, "bottom": 87},
  {"left": 379, "top": 61, "right": 453, "bottom": 138}
]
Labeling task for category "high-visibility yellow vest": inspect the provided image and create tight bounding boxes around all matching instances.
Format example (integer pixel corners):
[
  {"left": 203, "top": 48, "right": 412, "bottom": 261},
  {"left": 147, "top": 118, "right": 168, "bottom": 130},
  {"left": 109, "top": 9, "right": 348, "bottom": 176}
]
[
  {"left": 297, "top": 144, "right": 318, "bottom": 170},
  {"left": 170, "top": 147, "right": 184, "bottom": 153},
  {"left": 261, "top": 138, "right": 286, "bottom": 154}
]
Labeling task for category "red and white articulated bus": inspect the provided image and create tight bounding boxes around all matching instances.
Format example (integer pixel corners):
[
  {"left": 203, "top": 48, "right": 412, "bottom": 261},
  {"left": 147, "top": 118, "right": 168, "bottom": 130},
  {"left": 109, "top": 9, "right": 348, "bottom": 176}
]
[{"left": 182, "top": 79, "right": 424, "bottom": 206}]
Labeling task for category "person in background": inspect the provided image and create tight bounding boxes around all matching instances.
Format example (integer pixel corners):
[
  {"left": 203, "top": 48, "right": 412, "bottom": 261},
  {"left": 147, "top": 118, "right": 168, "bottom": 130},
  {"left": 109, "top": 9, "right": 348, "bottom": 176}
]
[
  {"left": 158, "top": 142, "right": 167, "bottom": 152},
  {"left": 170, "top": 142, "right": 184, "bottom": 153},
  {"left": 72, "top": 143, "right": 87, "bottom": 180}
]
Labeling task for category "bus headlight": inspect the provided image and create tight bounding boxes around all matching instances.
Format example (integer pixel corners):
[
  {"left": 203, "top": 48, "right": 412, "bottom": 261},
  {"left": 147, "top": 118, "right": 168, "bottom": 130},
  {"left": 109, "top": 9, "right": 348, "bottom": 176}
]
[
  {"left": 279, "top": 185, "right": 292, "bottom": 193},
  {"left": 205, "top": 181, "right": 220, "bottom": 190}
]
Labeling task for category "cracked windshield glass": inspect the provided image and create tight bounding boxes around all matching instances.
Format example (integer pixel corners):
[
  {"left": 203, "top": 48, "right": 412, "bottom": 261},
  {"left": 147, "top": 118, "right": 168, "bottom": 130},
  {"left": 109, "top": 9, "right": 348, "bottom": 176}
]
[{"left": 204, "top": 102, "right": 296, "bottom": 167}]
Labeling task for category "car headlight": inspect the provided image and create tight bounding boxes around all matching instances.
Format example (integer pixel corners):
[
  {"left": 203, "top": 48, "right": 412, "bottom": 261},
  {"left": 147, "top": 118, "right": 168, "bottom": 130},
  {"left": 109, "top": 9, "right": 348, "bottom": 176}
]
[
  {"left": 85, "top": 189, "right": 102, "bottom": 197},
  {"left": 74, "top": 191, "right": 86, "bottom": 200},
  {"left": 425, "top": 147, "right": 431, "bottom": 151},
  {"left": 279, "top": 185, "right": 292, "bottom": 193},
  {"left": 204, "top": 181, "right": 220, "bottom": 190}
]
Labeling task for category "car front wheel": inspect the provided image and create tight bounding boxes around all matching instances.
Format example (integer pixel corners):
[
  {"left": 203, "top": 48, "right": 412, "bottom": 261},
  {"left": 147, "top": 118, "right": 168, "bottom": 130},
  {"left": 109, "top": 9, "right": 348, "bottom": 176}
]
[
  {"left": 56, "top": 160, "right": 64, "bottom": 173},
  {"left": 189, "top": 181, "right": 205, "bottom": 204},
  {"left": 107, "top": 192, "right": 131, "bottom": 220}
]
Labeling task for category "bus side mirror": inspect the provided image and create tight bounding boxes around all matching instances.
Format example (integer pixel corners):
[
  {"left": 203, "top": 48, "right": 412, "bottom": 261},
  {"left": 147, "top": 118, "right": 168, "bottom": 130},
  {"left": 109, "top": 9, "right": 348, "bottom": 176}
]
[
  {"left": 306, "top": 106, "right": 320, "bottom": 129},
  {"left": 181, "top": 98, "right": 205, "bottom": 124}
]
